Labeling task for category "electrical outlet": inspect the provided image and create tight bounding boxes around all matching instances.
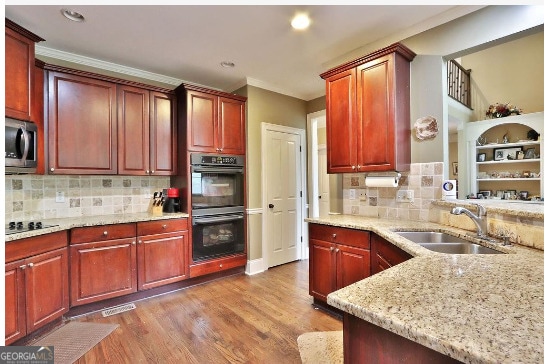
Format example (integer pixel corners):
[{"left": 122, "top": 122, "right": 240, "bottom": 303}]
[
  {"left": 396, "top": 190, "right": 414, "bottom": 203},
  {"left": 358, "top": 189, "right": 367, "bottom": 201},
  {"left": 55, "top": 191, "right": 65, "bottom": 203},
  {"left": 349, "top": 189, "right": 356, "bottom": 199}
]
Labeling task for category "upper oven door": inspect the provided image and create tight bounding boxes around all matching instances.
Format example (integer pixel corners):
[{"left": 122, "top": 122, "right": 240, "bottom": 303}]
[{"left": 190, "top": 165, "right": 244, "bottom": 211}]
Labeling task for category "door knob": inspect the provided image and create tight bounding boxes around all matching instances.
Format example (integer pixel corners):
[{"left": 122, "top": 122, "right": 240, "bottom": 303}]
[
  {"left": 318, "top": 196, "right": 322, "bottom": 199},
  {"left": 268, "top": 204, "right": 274, "bottom": 208}
]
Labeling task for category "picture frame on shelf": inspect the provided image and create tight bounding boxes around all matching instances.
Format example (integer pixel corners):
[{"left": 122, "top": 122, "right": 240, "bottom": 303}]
[
  {"left": 495, "top": 190, "right": 504, "bottom": 198},
  {"left": 479, "top": 190, "right": 491, "bottom": 198},
  {"left": 524, "top": 148, "right": 536, "bottom": 159},
  {"left": 477, "top": 153, "right": 486, "bottom": 162},
  {"left": 519, "top": 191, "right": 529, "bottom": 200},
  {"left": 452, "top": 162, "right": 458, "bottom": 175},
  {"left": 506, "top": 189, "right": 517, "bottom": 196},
  {"left": 494, "top": 147, "right": 522, "bottom": 161}
]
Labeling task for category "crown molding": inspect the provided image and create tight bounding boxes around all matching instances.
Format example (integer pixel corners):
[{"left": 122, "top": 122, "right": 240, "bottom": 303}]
[{"left": 35, "top": 45, "right": 184, "bottom": 87}]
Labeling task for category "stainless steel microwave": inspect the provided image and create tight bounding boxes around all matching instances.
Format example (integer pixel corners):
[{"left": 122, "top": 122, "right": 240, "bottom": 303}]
[{"left": 5, "top": 118, "right": 38, "bottom": 174}]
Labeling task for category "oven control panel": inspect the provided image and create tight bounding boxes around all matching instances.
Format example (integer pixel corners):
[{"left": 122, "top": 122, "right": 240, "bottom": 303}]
[{"left": 191, "top": 153, "right": 244, "bottom": 167}]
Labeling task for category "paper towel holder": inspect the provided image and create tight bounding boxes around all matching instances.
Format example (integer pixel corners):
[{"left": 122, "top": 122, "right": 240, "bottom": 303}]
[{"left": 364, "top": 172, "right": 402, "bottom": 187}]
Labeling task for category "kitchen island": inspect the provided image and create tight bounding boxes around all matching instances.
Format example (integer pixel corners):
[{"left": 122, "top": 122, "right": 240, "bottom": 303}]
[{"left": 306, "top": 214, "right": 543, "bottom": 364}]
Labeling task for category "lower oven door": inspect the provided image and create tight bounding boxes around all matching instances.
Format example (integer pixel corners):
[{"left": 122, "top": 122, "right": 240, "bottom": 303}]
[{"left": 192, "top": 213, "right": 245, "bottom": 261}]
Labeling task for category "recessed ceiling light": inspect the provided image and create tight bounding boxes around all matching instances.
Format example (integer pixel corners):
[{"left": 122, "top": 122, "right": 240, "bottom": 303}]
[
  {"left": 61, "top": 9, "right": 85, "bottom": 22},
  {"left": 291, "top": 13, "right": 310, "bottom": 30},
  {"left": 220, "top": 61, "right": 235, "bottom": 68}
]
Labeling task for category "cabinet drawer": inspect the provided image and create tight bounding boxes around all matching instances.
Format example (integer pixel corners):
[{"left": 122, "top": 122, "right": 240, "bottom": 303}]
[
  {"left": 70, "top": 223, "right": 136, "bottom": 244},
  {"left": 137, "top": 218, "right": 188, "bottom": 236},
  {"left": 6, "top": 231, "right": 68, "bottom": 263},
  {"left": 309, "top": 224, "right": 370, "bottom": 249}
]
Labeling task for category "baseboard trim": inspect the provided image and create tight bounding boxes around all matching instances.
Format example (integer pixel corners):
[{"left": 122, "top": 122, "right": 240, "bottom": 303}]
[{"left": 245, "top": 258, "right": 265, "bottom": 275}]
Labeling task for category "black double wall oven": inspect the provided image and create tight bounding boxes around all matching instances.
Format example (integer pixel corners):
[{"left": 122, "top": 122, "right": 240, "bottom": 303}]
[{"left": 190, "top": 153, "right": 245, "bottom": 261}]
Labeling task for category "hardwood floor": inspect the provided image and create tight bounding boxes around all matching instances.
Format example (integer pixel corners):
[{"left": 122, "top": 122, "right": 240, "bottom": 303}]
[{"left": 74, "top": 260, "right": 342, "bottom": 363}]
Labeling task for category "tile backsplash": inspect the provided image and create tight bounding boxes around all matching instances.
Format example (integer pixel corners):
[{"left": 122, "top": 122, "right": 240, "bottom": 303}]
[
  {"left": 343, "top": 162, "right": 444, "bottom": 221},
  {"left": 5, "top": 175, "right": 171, "bottom": 221}
]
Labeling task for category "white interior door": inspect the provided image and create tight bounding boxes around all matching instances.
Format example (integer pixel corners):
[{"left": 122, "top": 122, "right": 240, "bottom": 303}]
[
  {"left": 318, "top": 146, "right": 330, "bottom": 218},
  {"left": 265, "top": 129, "right": 301, "bottom": 268}
]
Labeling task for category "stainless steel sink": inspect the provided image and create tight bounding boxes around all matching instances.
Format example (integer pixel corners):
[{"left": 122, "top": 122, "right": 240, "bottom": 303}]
[{"left": 395, "top": 231, "right": 504, "bottom": 254}]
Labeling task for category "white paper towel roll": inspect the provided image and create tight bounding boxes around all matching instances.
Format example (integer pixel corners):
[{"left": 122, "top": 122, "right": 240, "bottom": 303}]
[{"left": 364, "top": 176, "right": 399, "bottom": 188}]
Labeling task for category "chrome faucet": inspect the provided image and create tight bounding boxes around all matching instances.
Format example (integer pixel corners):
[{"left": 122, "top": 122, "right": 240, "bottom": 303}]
[{"left": 450, "top": 204, "right": 488, "bottom": 238}]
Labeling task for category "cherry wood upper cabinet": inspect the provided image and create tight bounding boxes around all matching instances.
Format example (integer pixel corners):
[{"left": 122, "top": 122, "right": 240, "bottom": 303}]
[
  {"left": 46, "top": 65, "right": 177, "bottom": 175},
  {"left": 117, "top": 85, "right": 150, "bottom": 175},
  {"left": 320, "top": 43, "right": 416, "bottom": 173},
  {"left": 176, "top": 83, "right": 247, "bottom": 155},
  {"left": 5, "top": 19, "right": 44, "bottom": 122},
  {"left": 149, "top": 91, "right": 177, "bottom": 175},
  {"left": 48, "top": 71, "right": 118, "bottom": 174}
]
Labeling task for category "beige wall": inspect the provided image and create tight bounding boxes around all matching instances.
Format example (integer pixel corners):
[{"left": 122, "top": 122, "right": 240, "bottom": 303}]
[
  {"left": 460, "top": 31, "right": 544, "bottom": 121},
  {"left": 306, "top": 96, "right": 326, "bottom": 114},
  {"left": 239, "top": 85, "right": 308, "bottom": 261}
]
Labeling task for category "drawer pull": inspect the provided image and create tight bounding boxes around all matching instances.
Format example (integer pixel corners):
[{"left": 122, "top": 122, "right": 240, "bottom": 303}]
[
  {"left": 19, "top": 265, "right": 27, "bottom": 270},
  {"left": 138, "top": 240, "right": 143, "bottom": 244},
  {"left": 335, "top": 248, "right": 340, "bottom": 253},
  {"left": 162, "top": 224, "right": 167, "bottom": 229},
  {"left": 103, "top": 231, "right": 108, "bottom": 236},
  {"left": 332, "top": 234, "right": 337, "bottom": 238},
  {"left": 330, "top": 247, "right": 334, "bottom": 251},
  {"left": 219, "top": 264, "right": 223, "bottom": 268},
  {"left": 132, "top": 241, "right": 136, "bottom": 245},
  {"left": 28, "top": 263, "right": 34, "bottom": 268}
]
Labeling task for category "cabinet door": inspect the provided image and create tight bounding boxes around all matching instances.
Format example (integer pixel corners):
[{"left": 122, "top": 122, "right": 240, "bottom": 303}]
[
  {"left": 150, "top": 91, "right": 177, "bottom": 175},
  {"left": 309, "top": 239, "right": 336, "bottom": 302},
  {"left": 25, "top": 247, "right": 69, "bottom": 333},
  {"left": 48, "top": 72, "right": 117, "bottom": 174},
  {"left": 371, "top": 234, "right": 412, "bottom": 276},
  {"left": 187, "top": 90, "right": 217, "bottom": 152},
  {"left": 356, "top": 55, "right": 395, "bottom": 172},
  {"left": 5, "top": 259, "right": 26, "bottom": 345},
  {"left": 70, "top": 238, "right": 137, "bottom": 306},
  {"left": 336, "top": 244, "right": 370, "bottom": 290},
  {"left": 5, "top": 27, "right": 34, "bottom": 121},
  {"left": 218, "top": 97, "right": 245, "bottom": 155},
  {"left": 137, "top": 231, "right": 187, "bottom": 290},
  {"left": 325, "top": 68, "right": 358, "bottom": 173},
  {"left": 117, "top": 85, "right": 150, "bottom": 175}
]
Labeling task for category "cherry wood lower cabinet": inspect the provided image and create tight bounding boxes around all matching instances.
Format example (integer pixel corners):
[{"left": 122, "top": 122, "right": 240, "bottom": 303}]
[
  {"left": 343, "top": 313, "right": 461, "bottom": 363},
  {"left": 70, "top": 218, "right": 189, "bottom": 306},
  {"left": 5, "top": 231, "right": 69, "bottom": 345},
  {"left": 70, "top": 223, "right": 138, "bottom": 306},
  {"left": 309, "top": 224, "right": 370, "bottom": 303},
  {"left": 137, "top": 219, "right": 189, "bottom": 290},
  {"left": 371, "top": 233, "right": 413, "bottom": 275}
]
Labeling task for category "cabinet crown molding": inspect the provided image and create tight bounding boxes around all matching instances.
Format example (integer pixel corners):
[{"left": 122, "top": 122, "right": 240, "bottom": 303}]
[
  {"left": 5, "top": 18, "right": 45, "bottom": 42},
  {"left": 320, "top": 42, "right": 416, "bottom": 80}
]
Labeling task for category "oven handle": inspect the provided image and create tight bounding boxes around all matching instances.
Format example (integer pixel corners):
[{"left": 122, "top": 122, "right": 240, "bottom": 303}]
[
  {"left": 191, "top": 167, "right": 243, "bottom": 174},
  {"left": 193, "top": 214, "right": 244, "bottom": 225}
]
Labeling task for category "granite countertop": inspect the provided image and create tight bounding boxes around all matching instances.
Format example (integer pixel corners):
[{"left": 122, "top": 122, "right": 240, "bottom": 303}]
[
  {"left": 306, "top": 215, "right": 543, "bottom": 364},
  {"left": 5, "top": 212, "right": 189, "bottom": 242}
]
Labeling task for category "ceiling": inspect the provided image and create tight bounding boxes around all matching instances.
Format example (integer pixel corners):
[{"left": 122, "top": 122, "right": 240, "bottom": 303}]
[{"left": 5, "top": 5, "right": 485, "bottom": 101}]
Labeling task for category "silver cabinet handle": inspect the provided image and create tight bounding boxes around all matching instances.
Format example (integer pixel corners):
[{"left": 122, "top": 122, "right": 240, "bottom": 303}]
[
  {"left": 351, "top": 165, "right": 356, "bottom": 170},
  {"left": 330, "top": 247, "right": 334, "bottom": 251},
  {"left": 50, "top": 167, "right": 55, "bottom": 172},
  {"left": 332, "top": 234, "right": 337, "bottom": 238},
  {"left": 132, "top": 241, "right": 136, "bottom": 245},
  {"left": 146, "top": 170, "right": 150, "bottom": 174},
  {"left": 335, "top": 248, "right": 340, "bottom": 253},
  {"left": 103, "top": 231, "right": 108, "bottom": 236},
  {"left": 138, "top": 240, "right": 143, "bottom": 244},
  {"left": 28, "top": 263, "right": 34, "bottom": 268},
  {"left": 19, "top": 265, "right": 27, "bottom": 270}
]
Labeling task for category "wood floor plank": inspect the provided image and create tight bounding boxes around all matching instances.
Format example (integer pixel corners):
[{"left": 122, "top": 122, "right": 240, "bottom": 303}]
[{"left": 74, "top": 260, "right": 342, "bottom": 363}]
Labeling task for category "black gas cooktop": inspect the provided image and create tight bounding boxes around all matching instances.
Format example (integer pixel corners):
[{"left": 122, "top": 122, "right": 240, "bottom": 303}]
[{"left": 5, "top": 221, "right": 58, "bottom": 235}]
